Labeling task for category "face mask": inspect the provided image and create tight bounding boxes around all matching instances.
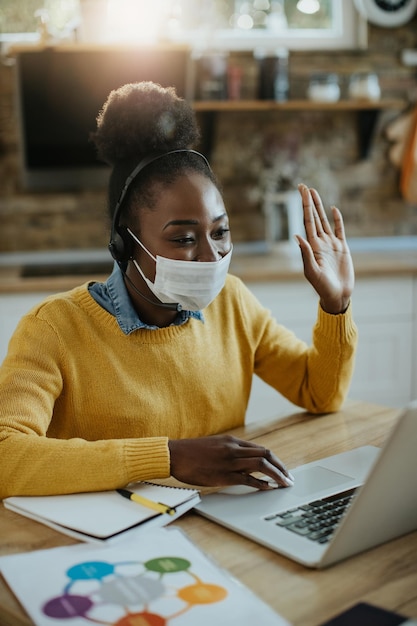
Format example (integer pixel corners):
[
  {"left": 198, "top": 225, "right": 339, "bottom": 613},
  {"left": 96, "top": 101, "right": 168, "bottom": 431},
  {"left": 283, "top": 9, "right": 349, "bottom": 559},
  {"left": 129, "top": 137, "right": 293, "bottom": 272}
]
[{"left": 127, "top": 228, "right": 232, "bottom": 311}]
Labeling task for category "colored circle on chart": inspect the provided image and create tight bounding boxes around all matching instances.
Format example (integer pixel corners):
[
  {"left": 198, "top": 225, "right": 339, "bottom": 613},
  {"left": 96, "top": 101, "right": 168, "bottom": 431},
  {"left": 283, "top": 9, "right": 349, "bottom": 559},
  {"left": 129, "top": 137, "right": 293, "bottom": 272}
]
[
  {"left": 144, "top": 557, "right": 191, "bottom": 574},
  {"left": 43, "top": 594, "right": 93, "bottom": 618},
  {"left": 66, "top": 561, "right": 115, "bottom": 581},
  {"left": 178, "top": 582, "right": 228, "bottom": 605},
  {"left": 115, "top": 611, "right": 166, "bottom": 626}
]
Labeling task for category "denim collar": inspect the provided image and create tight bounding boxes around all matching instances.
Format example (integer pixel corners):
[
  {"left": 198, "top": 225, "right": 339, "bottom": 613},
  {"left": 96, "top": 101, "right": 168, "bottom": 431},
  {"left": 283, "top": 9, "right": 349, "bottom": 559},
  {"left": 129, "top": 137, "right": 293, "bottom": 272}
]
[{"left": 89, "top": 262, "right": 204, "bottom": 334}]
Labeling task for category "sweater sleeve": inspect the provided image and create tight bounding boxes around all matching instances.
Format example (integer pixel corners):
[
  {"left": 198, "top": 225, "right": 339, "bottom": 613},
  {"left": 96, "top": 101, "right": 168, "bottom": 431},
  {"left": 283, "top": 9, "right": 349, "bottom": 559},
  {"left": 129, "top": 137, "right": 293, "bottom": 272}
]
[
  {"left": 0, "top": 312, "right": 171, "bottom": 498},
  {"left": 237, "top": 281, "right": 358, "bottom": 414}
]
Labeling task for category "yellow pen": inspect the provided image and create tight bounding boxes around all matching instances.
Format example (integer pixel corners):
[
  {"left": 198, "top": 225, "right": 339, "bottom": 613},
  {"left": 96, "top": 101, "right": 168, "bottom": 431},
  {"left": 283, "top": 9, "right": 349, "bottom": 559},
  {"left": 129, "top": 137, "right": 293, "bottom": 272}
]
[{"left": 116, "top": 488, "right": 176, "bottom": 516}]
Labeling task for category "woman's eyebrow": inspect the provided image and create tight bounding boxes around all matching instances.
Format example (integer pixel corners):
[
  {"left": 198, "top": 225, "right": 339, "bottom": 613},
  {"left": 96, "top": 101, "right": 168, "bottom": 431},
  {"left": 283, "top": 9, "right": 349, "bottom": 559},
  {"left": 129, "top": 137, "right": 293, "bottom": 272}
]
[
  {"left": 163, "top": 219, "right": 199, "bottom": 229},
  {"left": 163, "top": 213, "right": 228, "bottom": 230}
]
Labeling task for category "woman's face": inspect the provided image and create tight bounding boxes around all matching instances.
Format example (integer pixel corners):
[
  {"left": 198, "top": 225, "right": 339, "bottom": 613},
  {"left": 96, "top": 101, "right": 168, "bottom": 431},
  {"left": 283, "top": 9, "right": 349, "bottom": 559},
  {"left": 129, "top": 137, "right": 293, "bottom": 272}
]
[{"left": 130, "top": 171, "right": 232, "bottom": 281}]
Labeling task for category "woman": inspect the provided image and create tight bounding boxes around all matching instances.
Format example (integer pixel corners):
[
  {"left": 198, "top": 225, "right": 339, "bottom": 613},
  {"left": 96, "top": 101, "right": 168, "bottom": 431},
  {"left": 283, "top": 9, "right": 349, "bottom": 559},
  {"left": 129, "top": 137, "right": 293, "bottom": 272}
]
[{"left": 0, "top": 82, "right": 357, "bottom": 499}]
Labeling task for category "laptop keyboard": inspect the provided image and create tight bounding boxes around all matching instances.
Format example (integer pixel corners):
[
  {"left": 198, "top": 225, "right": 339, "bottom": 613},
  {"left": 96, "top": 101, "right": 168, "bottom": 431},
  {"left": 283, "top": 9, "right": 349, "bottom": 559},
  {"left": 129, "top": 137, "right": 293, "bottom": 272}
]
[{"left": 263, "top": 487, "right": 357, "bottom": 544}]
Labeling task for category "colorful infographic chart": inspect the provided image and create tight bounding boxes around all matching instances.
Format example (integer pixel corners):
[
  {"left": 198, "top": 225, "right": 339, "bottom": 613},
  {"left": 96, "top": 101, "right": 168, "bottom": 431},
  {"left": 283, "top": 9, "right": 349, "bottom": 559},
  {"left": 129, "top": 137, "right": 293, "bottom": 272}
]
[
  {"left": 42, "top": 554, "right": 227, "bottom": 625},
  {"left": 0, "top": 528, "right": 289, "bottom": 626}
]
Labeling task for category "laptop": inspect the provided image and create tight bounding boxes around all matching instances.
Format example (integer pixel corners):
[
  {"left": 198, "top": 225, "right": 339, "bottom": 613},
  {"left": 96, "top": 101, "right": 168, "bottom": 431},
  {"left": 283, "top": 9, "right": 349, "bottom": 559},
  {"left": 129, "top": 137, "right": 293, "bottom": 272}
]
[{"left": 195, "top": 402, "right": 417, "bottom": 568}]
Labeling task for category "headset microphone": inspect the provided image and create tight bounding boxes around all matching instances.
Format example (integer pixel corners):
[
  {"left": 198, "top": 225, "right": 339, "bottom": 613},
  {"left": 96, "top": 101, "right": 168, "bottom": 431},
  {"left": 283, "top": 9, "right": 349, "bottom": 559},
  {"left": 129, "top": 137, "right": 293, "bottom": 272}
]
[{"left": 121, "top": 266, "right": 182, "bottom": 312}]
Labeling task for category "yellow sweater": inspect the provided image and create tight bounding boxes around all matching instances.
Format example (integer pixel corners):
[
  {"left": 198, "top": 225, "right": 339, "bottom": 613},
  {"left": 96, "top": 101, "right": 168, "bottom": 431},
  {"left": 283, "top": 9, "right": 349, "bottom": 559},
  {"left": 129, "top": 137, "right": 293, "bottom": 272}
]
[{"left": 0, "top": 274, "right": 357, "bottom": 498}]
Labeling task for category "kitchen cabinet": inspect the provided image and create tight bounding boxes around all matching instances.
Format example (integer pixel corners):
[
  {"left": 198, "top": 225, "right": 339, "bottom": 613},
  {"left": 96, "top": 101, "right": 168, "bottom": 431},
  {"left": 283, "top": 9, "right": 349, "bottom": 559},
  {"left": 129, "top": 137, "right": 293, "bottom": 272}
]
[{"left": 245, "top": 275, "right": 414, "bottom": 422}]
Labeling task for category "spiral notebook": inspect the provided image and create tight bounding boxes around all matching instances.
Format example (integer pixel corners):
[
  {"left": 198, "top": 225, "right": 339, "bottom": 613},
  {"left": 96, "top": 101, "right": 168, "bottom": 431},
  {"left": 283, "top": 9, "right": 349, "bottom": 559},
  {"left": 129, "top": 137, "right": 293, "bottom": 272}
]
[{"left": 3, "top": 482, "right": 200, "bottom": 543}]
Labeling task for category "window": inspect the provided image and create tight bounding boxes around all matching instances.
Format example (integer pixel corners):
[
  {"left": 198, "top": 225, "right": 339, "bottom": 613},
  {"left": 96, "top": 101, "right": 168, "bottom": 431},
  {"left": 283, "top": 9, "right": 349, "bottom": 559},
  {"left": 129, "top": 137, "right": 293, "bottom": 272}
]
[
  {"left": 169, "top": 0, "right": 366, "bottom": 51},
  {"left": 0, "top": 0, "right": 366, "bottom": 50},
  {"left": 0, "top": 0, "right": 79, "bottom": 42}
]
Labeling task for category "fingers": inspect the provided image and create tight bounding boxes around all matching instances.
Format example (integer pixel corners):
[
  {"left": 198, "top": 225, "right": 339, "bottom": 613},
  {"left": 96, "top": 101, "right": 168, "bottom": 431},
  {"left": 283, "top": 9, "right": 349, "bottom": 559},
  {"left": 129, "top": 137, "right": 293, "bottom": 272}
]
[
  {"left": 240, "top": 470, "right": 294, "bottom": 490},
  {"left": 310, "top": 188, "right": 333, "bottom": 236},
  {"left": 331, "top": 205, "right": 346, "bottom": 241},
  {"left": 298, "top": 183, "right": 342, "bottom": 241},
  {"left": 294, "top": 233, "right": 317, "bottom": 270},
  {"left": 298, "top": 183, "right": 325, "bottom": 239},
  {"left": 230, "top": 439, "right": 294, "bottom": 488},
  {"left": 298, "top": 183, "right": 316, "bottom": 239}
]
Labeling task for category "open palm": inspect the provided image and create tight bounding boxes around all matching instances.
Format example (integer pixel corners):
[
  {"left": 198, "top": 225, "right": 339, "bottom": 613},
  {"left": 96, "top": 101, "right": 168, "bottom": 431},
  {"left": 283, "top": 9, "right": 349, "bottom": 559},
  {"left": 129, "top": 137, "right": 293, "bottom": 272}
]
[{"left": 295, "top": 185, "right": 354, "bottom": 315}]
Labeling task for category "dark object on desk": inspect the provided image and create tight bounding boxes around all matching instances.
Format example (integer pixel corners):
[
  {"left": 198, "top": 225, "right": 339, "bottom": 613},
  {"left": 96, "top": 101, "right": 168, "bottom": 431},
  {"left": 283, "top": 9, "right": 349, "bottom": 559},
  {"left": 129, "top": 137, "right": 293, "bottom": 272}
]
[{"left": 320, "top": 602, "right": 406, "bottom": 626}]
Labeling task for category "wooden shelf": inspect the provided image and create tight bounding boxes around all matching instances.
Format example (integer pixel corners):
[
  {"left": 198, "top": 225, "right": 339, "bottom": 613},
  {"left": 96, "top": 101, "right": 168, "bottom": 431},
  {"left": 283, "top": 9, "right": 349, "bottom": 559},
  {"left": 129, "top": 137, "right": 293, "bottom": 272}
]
[
  {"left": 192, "top": 99, "right": 406, "bottom": 112},
  {"left": 194, "top": 98, "right": 407, "bottom": 158}
]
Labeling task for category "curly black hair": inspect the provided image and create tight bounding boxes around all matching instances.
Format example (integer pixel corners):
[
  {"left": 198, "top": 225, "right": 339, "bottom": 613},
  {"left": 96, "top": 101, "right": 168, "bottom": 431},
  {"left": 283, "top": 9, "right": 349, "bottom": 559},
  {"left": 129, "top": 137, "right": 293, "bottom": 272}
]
[{"left": 91, "top": 81, "right": 217, "bottom": 223}]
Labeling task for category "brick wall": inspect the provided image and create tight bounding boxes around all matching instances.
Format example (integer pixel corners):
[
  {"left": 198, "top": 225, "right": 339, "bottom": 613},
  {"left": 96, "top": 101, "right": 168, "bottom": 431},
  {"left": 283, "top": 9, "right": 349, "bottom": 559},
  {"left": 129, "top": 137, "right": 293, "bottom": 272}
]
[{"left": 1, "top": 16, "right": 417, "bottom": 253}]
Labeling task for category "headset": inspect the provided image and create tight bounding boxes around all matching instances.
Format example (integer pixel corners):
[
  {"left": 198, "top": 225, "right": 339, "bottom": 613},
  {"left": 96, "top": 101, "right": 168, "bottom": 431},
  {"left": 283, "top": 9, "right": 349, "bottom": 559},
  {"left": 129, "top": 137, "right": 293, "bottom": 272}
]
[{"left": 108, "top": 149, "right": 211, "bottom": 264}]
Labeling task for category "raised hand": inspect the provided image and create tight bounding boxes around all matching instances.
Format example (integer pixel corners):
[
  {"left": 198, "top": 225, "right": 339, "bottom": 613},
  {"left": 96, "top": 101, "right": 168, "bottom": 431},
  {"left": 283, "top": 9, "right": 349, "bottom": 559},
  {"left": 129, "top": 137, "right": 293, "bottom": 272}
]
[
  {"left": 295, "top": 184, "right": 355, "bottom": 315},
  {"left": 168, "top": 435, "right": 294, "bottom": 489}
]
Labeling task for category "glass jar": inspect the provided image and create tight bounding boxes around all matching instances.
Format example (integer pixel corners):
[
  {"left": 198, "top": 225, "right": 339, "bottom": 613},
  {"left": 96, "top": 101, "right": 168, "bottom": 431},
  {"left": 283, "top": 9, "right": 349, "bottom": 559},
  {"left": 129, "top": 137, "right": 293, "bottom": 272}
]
[
  {"left": 307, "top": 73, "right": 340, "bottom": 103},
  {"left": 348, "top": 72, "right": 381, "bottom": 102}
]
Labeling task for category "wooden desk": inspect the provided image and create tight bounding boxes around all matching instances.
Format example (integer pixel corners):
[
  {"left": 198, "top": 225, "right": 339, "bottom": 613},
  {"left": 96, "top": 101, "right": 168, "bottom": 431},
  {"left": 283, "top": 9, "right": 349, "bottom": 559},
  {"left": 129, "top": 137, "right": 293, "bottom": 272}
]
[{"left": 1, "top": 400, "right": 417, "bottom": 626}]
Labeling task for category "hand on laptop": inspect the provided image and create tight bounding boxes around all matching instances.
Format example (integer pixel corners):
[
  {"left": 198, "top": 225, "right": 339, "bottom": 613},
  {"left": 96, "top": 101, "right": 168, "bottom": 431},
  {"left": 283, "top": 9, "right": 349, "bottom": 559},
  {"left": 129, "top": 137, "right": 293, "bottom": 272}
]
[
  {"left": 169, "top": 435, "right": 295, "bottom": 489},
  {"left": 295, "top": 184, "right": 354, "bottom": 315}
]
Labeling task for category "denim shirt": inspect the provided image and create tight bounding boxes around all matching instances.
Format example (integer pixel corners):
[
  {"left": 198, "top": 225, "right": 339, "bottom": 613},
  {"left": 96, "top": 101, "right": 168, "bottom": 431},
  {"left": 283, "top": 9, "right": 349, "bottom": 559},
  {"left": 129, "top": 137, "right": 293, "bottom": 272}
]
[{"left": 89, "top": 262, "right": 204, "bottom": 334}]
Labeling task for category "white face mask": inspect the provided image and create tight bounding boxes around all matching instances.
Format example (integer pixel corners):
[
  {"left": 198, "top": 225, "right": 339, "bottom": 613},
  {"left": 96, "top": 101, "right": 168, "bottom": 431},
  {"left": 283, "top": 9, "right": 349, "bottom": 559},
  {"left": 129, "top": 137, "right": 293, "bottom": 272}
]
[{"left": 127, "top": 228, "right": 232, "bottom": 311}]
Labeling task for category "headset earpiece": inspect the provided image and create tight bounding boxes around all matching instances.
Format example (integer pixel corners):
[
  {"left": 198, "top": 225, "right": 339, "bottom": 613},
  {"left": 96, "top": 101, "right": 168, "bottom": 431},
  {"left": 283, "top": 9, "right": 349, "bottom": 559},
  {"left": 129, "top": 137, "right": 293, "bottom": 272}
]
[{"left": 108, "top": 225, "right": 132, "bottom": 263}]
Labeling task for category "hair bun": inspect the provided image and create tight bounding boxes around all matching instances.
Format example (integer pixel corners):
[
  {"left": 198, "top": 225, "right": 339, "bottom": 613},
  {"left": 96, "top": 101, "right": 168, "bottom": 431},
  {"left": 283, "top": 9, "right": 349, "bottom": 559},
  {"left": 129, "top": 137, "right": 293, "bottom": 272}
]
[{"left": 92, "top": 81, "right": 200, "bottom": 166}]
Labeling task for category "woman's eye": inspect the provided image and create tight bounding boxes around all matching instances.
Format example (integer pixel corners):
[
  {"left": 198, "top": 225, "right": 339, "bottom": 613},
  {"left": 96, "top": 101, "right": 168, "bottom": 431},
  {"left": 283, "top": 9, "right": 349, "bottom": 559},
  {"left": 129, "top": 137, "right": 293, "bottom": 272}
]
[
  {"left": 173, "top": 236, "right": 195, "bottom": 245},
  {"left": 213, "top": 228, "right": 230, "bottom": 239}
]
